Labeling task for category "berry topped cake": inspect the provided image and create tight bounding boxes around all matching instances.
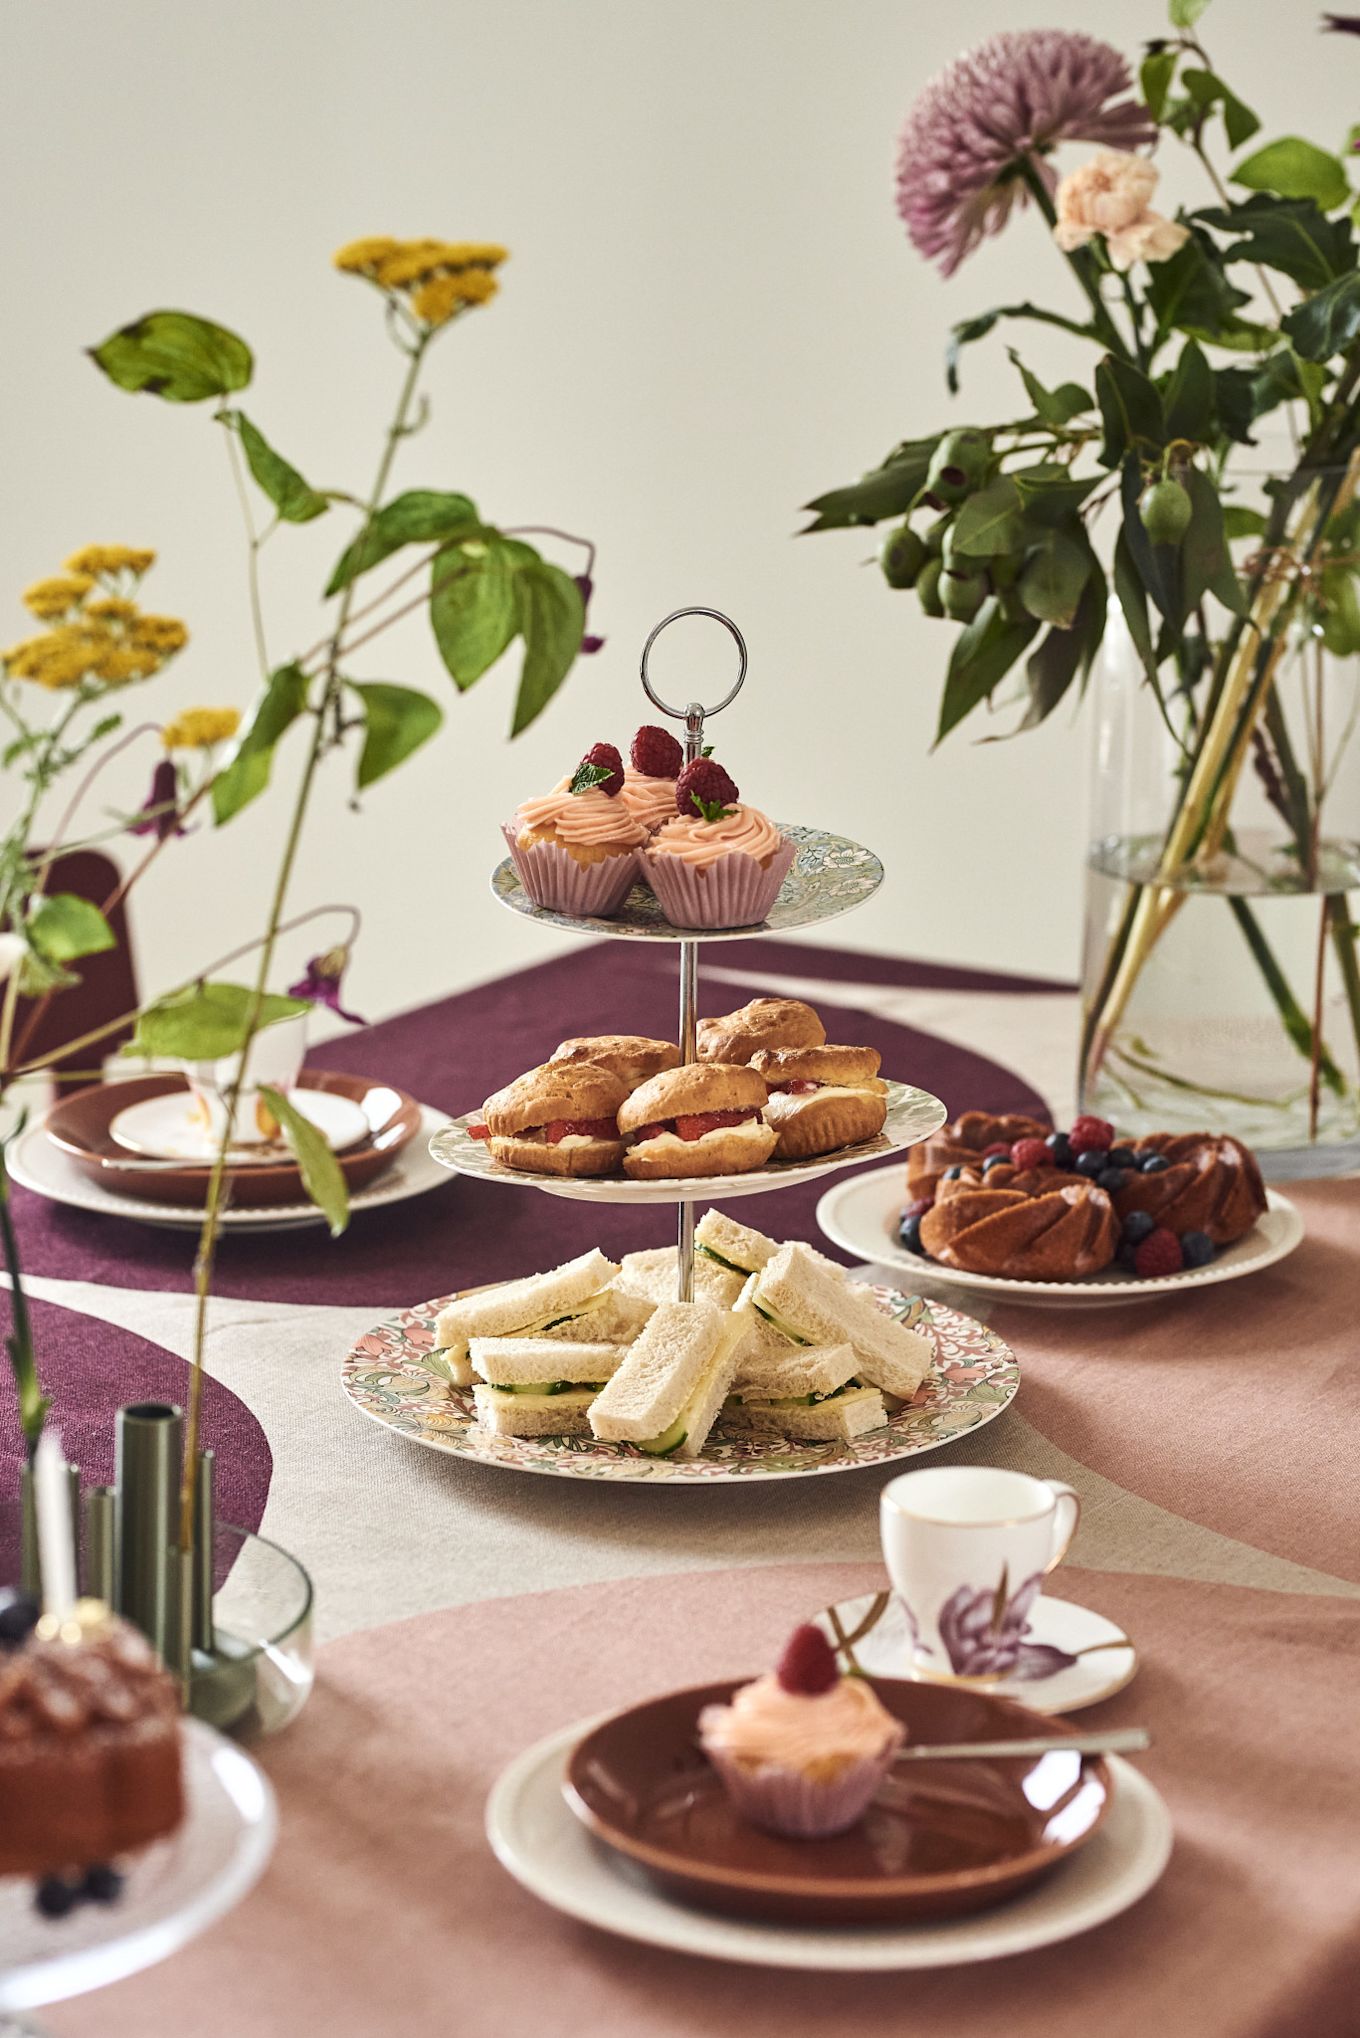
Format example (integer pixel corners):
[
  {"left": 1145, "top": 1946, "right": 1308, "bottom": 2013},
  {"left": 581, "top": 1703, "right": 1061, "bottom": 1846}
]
[
  {"left": 504, "top": 742, "right": 649, "bottom": 917},
  {"left": 699, "top": 1622, "right": 904, "bottom": 1837},
  {"left": 620, "top": 724, "right": 685, "bottom": 831},
  {"left": 641, "top": 755, "right": 795, "bottom": 929}
]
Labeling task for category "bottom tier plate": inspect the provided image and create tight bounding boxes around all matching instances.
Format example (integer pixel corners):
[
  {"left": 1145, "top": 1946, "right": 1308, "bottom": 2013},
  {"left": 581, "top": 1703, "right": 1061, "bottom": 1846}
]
[{"left": 340, "top": 1287, "right": 1018, "bottom": 1484}]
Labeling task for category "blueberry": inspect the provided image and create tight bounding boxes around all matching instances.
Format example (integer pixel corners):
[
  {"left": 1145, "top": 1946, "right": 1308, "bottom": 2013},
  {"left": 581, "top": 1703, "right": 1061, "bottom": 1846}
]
[
  {"left": 81, "top": 1863, "right": 124, "bottom": 1904},
  {"left": 1097, "top": 1167, "right": 1128, "bottom": 1193},
  {"left": 1075, "top": 1150, "right": 1108, "bottom": 1179},
  {"left": 35, "top": 1875, "right": 76, "bottom": 1919},
  {"left": 982, "top": 1153, "right": 1009, "bottom": 1172},
  {"left": 1116, "top": 1240, "right": 1138, "bottom": 1270},
  {"left": 1108, "top": 1145, "right": 1136, "bottom": 1170},
  {"left": 1140, "top": 1153, "right": 1170, "bottom": 1174},
  {"left": 1045, "top": 1131, "right": 1073, "bottom": 1168},
  {"left": 1121, "top": 1210, "right": 1156, "bottom": 1247},
  {"left": 1180, "top": 1230, "right": 1216, "bottom": 1269},
  {"left": 898, "top": 1213, "right": 928, "bottom": 1256},
  {"left": 944, "top": 1165, "right": 964, "bottom": 1181},
  {"left": 0, "top": 1588, "right": 40, "bottom": 1648}
]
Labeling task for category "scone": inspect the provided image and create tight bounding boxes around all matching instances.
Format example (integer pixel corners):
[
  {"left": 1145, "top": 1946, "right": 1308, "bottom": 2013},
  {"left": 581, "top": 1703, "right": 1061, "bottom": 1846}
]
[
  {"left": 619, "top": 1063, "right": 777, "bottom": 1179},
  {"left": 481, "top": 1060, "right": 627, "bottom": 1176},
  {"left": 551, "top": 1034, "right": 680, "bottom": 1090},
  {"left": 697, "top": 997, "right": 826, "bottom": 1064},
  {"left": 752, "top": 1045, "right": 888, "bottom": 1159}
]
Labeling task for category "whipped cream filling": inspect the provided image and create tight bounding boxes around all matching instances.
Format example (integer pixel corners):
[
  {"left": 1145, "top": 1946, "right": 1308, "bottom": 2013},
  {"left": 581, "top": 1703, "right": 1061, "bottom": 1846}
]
[{"left": 632, "top": 1120, "right": 771, "bottom": 1155}]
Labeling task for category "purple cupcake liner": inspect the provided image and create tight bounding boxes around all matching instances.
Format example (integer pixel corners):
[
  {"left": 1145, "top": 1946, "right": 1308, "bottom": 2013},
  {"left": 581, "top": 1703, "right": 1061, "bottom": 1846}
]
[
  {"left": 502, "top": 822, "right": 641, "bottom": 918},
  {"left": 701, "top": 1731, "right": 902, "bottom": 1838},
  {"left": 642, "top": 836, "right": 796, "bottom": 930}
]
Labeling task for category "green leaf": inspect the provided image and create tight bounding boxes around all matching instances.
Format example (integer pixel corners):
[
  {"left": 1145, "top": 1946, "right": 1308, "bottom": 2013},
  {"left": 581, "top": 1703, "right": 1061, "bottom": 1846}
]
[
  {"left": 945, "top": 304, "right": 1093, "bottom": 395},
  {"left": 511, "top": 562, "right": 585, "bottom": 736},
  {"left": 1162, "top": 338, "right": 1215, "bottom": 444},
  {"left": 1196, "top": 194, "right": 1352, "bottom": 290},
  {"left": 1011, "top": 466, "right": 1101, "bottom": 526},
  {"left": 934, "top": 598, "right": 1039, "bottom": 745},
  {"left": 88, "top": 310, "right": 253, "bottom": 403},
  {"left": 1017, "top": 531, "right": 1090, "bottom": 628},
  {"left": 1095, "top": 355, "right": 1165, "bottom": 468},
  {"left": 257, "top": 1085, "right": 349, "bottom": 1237},
  {"left": 348, "top": 681, "right": 443, "bottom": 790},
  {"left": 949, "top": 476, "right": 1024, "bottom": 558},
  {"left": 1180, "top": 466, "right": 1246, "bottom": 615},
  {"left": 325, "top": 489, "right": 478, "bottom": 596},
  {"left": 428, "top": 533, "right": 530, "bottom": 685},
  {"left": 1251, "top": 345, "right": 1327, "bottom": 420},
  {"left": 26, "top": 893, "right": 115, "bottom": 965},
  {"left": 1222, "top": 504, "right": 1268, "bottom": 540},
  {"left": 1120, "top": 457, "right": 1182, "bottom": 628},
  {"left": 1283, "top": 271, "right": 1360, "bottom": 360},
  {"left": 1012, "top": 574, "right": 1107, "bottom": 733},
  {"left": 1232, "top": 138, "right": 1349, "bottom": 212},
  {"left": 1113, "top": 528, "right": 1160, "bottom": 681},
  {"left": 1213, "top": 365, "right": 1258, "bottom": 444},
  {"left": 1006, "top": 349, "right": 1091, "bottom": 428},
  {"left": 1144, "top": 233, "right": 1253, "bottom": 344},
  {"left": 1179, "top": 69, "right": 1259, "bottom": 151},
  {"left": 801, "top": 439, "right": 940, "bottom": 531},
  {"left": 1140, "top": 49, "right": 1178, "bottom": 121},
  {"left": 127, "top": 981, "right": 309, "bottom": 1062},
  {"left": 223, "top": 411, "right": 328, "bottom": 523},
  {"left": 211, "top": 663, "right": 310, "bottom": 824},
  {"left": 1169, "top": 0, "right": 1211, "bottom": 25}
]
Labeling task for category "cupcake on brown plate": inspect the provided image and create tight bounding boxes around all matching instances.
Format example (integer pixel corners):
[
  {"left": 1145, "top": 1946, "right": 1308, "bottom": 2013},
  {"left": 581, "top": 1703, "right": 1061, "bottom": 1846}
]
[
  {"left": 699, "top": 1622, "right": 904, "bottom": 1838},
  {"left": 503, "top": 742, "right": 648, "bottom": 917},
  {"left": 478, "top": 1060, "right": 628, "bottom": 1177},
  {"left": 751, "top": 1044, "right": 888, "bottom": 1160},
  {"left": 619, "top": 1063, "right": 777, "bottom": 1179},
  {"left": 697, "top": 997, "right": 826, "bottom": 1064},
  {"left": 551, "top": 1034, "right": 680, "bottom": 1092},
  {"left": 619, "top": 724, "right": 685, "bottom": 832},
  {"left": 641, "top": 756, "right": 795, "bottom": 929}
]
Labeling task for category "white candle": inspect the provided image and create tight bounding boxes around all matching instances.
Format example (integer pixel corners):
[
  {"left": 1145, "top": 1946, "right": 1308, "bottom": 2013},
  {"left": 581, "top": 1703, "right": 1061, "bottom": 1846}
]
[{"left": 34, "top": 1428, "right": 77, "bottom": 1622}]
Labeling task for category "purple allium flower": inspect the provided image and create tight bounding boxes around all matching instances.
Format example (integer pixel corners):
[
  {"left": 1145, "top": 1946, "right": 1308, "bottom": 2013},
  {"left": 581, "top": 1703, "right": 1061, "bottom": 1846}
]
[
  {"left": 574, "top": 574, "right": 604, "bottom": 655},
  {"left": 895, "top": 31, "right": 1156, "bottom": 276},
  {"left": 288, "top": 945, "right": 366, "bottom": 1026},
  {"left": 128, "top": 757, "right": 186, "bottom": 840}
]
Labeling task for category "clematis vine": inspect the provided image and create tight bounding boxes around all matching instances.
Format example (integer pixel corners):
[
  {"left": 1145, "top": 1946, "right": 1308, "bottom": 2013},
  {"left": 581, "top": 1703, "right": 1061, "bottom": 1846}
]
[
  {"left": 287, "top": 943, "right": 366, "bottom": 1025},
  {"left": 128, "top": 757, "right": 188, "bottom": 840}
]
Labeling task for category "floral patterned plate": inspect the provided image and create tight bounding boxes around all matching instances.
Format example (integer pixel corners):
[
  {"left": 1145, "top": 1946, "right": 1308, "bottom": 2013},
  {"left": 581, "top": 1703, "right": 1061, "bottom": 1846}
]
[
  {"left": 340, "top": 1288, "right": 1018, "bottom": 1484},
  {"left": 489, "top": 823, "right": 884, "bottom": 943},
  {"left": 428, "top": 1082, "right": 947, "bottom": 1206}
]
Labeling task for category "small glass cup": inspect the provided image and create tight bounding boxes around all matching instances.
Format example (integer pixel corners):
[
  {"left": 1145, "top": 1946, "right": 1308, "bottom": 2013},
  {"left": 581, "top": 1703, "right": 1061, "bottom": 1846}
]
[{"left": 189, "top": 1522, "right": 314, "bottom": 1740}]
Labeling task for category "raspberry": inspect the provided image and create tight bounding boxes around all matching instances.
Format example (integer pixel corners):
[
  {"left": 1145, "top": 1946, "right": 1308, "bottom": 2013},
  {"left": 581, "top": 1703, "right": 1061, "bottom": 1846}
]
[
  {"left": 980, "top": 1142, "right": 1010, "bottom": 1161},
  {"left": 578, "top": 741, "right": 623, "bottom": 796},
  {"left": 675, "top": 756, "right": 739, "bottom": 820},
  {"left": 901, "top": 1197, "right": 934, "bottom": 1221},
  {"left": 1133, "top": 1227, "right": 1183, "bottom": 1278},
  {"left": 630, "top": 724, "right": 683, "bottom": 778},
  {"left": 776, "top": 1623, "right": 839, "bottom": 1697},
  {"left": 1069, "top": 1115, "right": 1115, "bottom": 1155},
  {"left": 1010, "top": 1138, "right": 1052, "bottom": 1171}
]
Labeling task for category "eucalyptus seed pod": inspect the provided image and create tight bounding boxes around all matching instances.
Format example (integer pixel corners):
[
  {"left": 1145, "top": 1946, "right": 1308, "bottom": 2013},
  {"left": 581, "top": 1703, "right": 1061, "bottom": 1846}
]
[
  {"left": 927, "top": 429, "right": 992, "bottom": 504},
  {"left": 1140, "top": 478, "right": 1193, "bottom": 546},
  {"left": 941, "top": 570, "right": 987, "bottom": 622},
  {"left": 880, "top": 522, "right": 927, "bottom": 589},
  {"left": 924, "top": 511, "right": 953, "bottom": 557},
  {"left": 916, "top": 556, "right": 945, "bottom": 617}
]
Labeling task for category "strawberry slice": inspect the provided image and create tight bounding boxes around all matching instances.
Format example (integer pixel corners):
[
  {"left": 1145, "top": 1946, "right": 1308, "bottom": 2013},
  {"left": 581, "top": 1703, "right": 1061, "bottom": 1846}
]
[
  {"left": 467, "top": 1121, "right": 490, "bottom": 1141},
  {"left": 772, "top": 1079, "right": 821, "bottom": 1095},
  {"left": 544, "top": 1116, "right": 618, "bottom": 1144},
  {"left": 673, "top": 1108, "right": 754, "bottom": 1141}
]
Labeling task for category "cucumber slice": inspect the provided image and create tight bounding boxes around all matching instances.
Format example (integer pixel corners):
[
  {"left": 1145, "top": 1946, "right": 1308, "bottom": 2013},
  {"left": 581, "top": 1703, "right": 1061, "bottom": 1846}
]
[
  {"left": 695, "top": 1243, "right": 748, "bottom": 1275},
  {"left": 637, "top": 1416, "right": 688, "bottom": 1457},
  {"left": 752, "top": 1302, "right": 811, "bottom": 1346},
  {"left": 486, "top": 1379, "right": 605, "bottom": 1398}
]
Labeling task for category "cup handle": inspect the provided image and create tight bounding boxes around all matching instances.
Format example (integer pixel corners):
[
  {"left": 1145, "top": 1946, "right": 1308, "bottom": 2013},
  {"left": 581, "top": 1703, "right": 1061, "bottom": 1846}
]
[{"left": 1043, "top": 1481, "right": 1081, "bottom": 1573}]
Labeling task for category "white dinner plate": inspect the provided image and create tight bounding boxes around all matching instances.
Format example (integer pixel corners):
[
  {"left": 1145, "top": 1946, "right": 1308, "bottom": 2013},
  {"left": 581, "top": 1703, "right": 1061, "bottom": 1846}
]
[
  {"left": 340, "top": 1288, "right": 1018, "bottom": 1483},
  {"left": 816, "top": 1164, "right": 1304, "bottom": 1307},
  {"left": 428, "top": 1082, "right": 947, "bottom": 1206},
  {"left": 109, "top": 1086, "right": 371, "bottom": 1163},
  {"left": 0, "top": 1719, "right": 276, "bottom": 2013},
  {"left": 484, "top": 1718, "right": 1171, "bottom": 1970},
  {"left": 7, "top": 1105, "right": 455, "bottom": 1233}
]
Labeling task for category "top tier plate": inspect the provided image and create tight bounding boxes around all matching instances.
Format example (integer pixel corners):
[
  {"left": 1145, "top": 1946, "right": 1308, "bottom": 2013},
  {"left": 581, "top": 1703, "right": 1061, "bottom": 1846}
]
[{"left": 490, "top": 824, "right": 883, "bottom": 943}]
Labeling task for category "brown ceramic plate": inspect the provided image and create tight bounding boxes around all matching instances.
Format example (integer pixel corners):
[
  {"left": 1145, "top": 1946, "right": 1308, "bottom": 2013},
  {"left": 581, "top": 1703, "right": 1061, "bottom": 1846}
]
[
  {"left": 564, "top": 1678, "right": 1111, "bottom": 1925},
  {"left": 43, "top": 1072, "right": 422, "bottom": 1208}
]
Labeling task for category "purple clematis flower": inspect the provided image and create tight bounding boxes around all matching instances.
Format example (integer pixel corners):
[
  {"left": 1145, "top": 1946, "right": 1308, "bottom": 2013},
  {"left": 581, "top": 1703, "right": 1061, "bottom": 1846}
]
[
  {"left": 574, "top": 574, "right": 605, "bottom": 654},
  {"left": 934, "top": 1570, "right": 1076, "bottom": 1680},
  {"left": 128, "top": 757, "right": 187, "bottom": 840},
  {"left": 287, "top": 945, "right": 367, "bottom": 1026}
]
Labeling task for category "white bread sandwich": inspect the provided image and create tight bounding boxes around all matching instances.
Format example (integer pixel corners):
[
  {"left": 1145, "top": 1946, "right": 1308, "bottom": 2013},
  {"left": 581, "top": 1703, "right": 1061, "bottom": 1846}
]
[
  {"left": 480, "top": 1061, "right": 627, "bottom": 1177},
  {"left": 470, "top": 1337, "right": 628, "bottom": 1438},
  {"left": 618, "top": 1064, "right": 776, "bottom": 1180},
  {"left": 432, "top": 1249, "right": 636, "bottom": 1385},
  {"left": 724, "top": 1338, "right": 888, "bottom": 1442},
  {"left": 693, "top": 1208, "right": 781, "bottom": 1279},
  {"left": 589, "top": 1300, "right": 746, "bottom": 1457},
  {"left": 749, "top": 1243, "right": 933, "bottom": 1401},
  {"left": 551, "top": 1034, "right": 680, "bottom": 1091},
  {"left": 614, "top": 1244, "right": 746, "bottom": 1313},
  {"left": 696, "top": 997, "right": 826, "bottom": 1064},
  {"left": 750, "top": 1045, "right": 889, "bottom": 1160}
]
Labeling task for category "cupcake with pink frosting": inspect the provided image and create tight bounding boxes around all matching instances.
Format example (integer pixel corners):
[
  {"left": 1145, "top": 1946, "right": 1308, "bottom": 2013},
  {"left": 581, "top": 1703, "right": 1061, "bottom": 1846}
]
[
  {"left": 642, "top": 756, "right": 795, "bottom": 928},
  {"left": 698, "top": 1623, "right": 904, "bottom": 1838},
  {"left": 620, "top": 724, "right": 685, "bottom": 832},
  {"left": 504, "top": 742, "right": 648, "bottom": 917}
]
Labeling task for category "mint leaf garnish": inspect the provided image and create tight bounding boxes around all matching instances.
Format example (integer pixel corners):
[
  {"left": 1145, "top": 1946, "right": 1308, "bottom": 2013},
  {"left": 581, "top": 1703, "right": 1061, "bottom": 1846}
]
[
  {"left": 569, "top": 760, "right": 612, "bottom": 794},
  {"left": 701, "top": 744, "right": 715, "bottom": 758},
  {"left": 691, "top": 795, "right": 734, "bottom": 823}
]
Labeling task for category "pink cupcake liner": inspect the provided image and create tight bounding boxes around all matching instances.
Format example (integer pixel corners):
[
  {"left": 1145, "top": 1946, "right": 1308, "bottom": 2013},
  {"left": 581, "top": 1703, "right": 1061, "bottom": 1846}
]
[
  {"left": 642, "top": 837, "right": 796, "bottom": 930},
  {"left": 502, "top": 822, "right": 641, "bottom": 918},
  {"left": 701, "top": 1732, "right": 902, "bottom": 1838}
]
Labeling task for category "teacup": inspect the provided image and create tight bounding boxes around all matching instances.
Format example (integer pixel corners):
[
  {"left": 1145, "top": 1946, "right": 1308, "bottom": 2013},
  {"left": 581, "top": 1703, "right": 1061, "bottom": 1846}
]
[
  {"left": 879, "top": 1466, "right": 1080, "bottom": 1684},
  {"left": 185, "top": 1014, "right": 307, "bottom": 1149}
]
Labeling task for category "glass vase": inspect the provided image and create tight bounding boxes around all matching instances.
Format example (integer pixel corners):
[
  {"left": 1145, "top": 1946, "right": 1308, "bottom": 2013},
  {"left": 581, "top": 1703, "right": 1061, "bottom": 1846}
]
[{"left": 1080, "top": 606, "right": 1360, "bottom": 1178}]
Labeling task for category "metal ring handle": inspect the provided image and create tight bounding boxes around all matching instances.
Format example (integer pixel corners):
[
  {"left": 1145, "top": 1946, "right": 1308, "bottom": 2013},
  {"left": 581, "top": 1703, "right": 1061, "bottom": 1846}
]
[{"left": 639, "top": 607, "right": 748, "bottom": 721}]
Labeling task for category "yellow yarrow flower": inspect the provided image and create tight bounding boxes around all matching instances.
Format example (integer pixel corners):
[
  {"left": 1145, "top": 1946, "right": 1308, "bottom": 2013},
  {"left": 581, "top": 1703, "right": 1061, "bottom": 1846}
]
[
  {"left": 129, "top": 614, "right": 189, "bottom": 653},
  {"left": 161, "top": 706, "right": 241, "bottom": 749},
  {"left": 22, "top": 574, "right": 93, "bottom": 620},
  {"left": 94, "top": 644, "right": 160, "bottom": 684},
  {"left": 410, "top": 269, "right": 499, "bottom": 327},
  {"left": 339, "top": 235, "right": 508, "bottom": 299},
  {"left": 333, "top": 236, "right": 400, "bottom": 275},
  {"left": 4, "top": 625, "right": 103, "bottom": 689},
  {"left": 64, "top": 544, "right": 156, "bottom": 580},
  {"left": 85, "top": 596, "right": 138, "bottom": 622}
]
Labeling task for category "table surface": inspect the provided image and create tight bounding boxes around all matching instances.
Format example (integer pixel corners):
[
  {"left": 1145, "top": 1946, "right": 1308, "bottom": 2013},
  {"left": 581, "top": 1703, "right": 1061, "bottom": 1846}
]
[{"left": 4, "top": 936, "right": 1356, "bottom": 2038}]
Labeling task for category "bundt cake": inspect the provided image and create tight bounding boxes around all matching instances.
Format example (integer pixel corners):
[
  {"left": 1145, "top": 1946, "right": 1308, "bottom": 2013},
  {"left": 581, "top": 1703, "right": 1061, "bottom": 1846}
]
[
  {"left": 1113, "top": 1132, "right": 1267, "bottom": 1245},
  {"left": 906, "top": 1110, "right": 1050, "bottom": 1201},
  {"left": 919, "top": 1163, "right": 1118, "bottom": 1279}
]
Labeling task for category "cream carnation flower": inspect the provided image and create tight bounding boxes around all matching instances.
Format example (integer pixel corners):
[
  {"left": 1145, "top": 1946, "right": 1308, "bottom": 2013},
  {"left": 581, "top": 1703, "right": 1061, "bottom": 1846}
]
[{"left": 1053, "top": 149, "right": 1189, "bottom": 272}]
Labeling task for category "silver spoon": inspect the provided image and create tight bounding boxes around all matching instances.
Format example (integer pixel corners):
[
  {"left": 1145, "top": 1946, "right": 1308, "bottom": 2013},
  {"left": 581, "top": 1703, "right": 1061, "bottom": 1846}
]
[{"left": 894, "top": 1726, "right": 1150, "bottom": 1763}]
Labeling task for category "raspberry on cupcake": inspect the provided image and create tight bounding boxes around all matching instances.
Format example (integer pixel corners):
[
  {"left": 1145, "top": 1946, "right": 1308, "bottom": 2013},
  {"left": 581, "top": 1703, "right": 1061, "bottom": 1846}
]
[
  {"left": 620, "top": 724, "right": 685, "bottom": 831},
  {"left": 503, "top": 743, "right": 648, "bottom": 917},
  {"left": 640, "top": 756, "right": 795, "bottom": 928}
]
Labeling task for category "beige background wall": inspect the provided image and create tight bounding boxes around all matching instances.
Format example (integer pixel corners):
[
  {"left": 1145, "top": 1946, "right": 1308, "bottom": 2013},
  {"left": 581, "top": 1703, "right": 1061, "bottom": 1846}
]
[{"left": 3, "top": 0, "right": 1352, "bottom": 1032}]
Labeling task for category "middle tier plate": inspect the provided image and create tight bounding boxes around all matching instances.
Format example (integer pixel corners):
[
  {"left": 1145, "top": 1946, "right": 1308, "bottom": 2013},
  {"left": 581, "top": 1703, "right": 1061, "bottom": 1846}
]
[{"left": 427, "top": 1081, "right": 948, "bottom": 1204}]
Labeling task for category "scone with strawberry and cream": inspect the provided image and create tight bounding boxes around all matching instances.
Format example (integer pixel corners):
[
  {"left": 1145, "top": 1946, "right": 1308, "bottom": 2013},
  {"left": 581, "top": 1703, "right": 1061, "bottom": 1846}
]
[
  {"left": 699, "top": 1622, "right": 904, "bottom": 1837},
  {"left": 504, "top": 742, "right": 648, "bottom": 917},
  {"left": 642, "top": 756, "right": 795, "bottom": 929},
  {"left": 620, "top": 724, "right": 685, "bottom": 832},
  {"left": 619, "top": 1062, "right": 777, "bottom": 1180}
]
